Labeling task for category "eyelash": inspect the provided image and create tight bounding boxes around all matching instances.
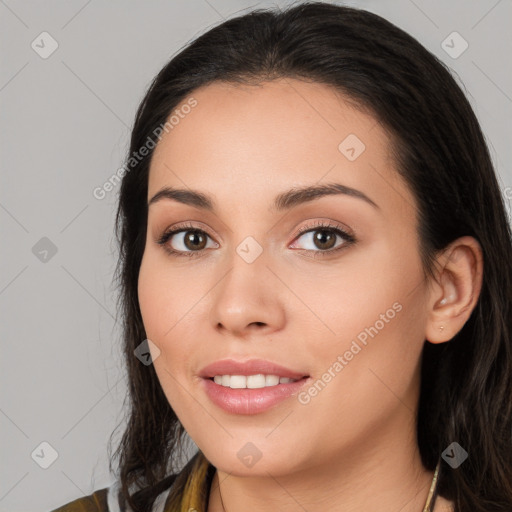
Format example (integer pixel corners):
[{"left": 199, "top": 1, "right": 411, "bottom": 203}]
[{"left": 156, "top": 220, "right": 356, "bottom": 259}]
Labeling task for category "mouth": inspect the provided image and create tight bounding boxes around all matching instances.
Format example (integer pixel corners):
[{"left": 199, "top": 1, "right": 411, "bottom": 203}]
[
  {"left": 199, "top": 359, "right": 311, "bottom": 415},
  {"left": 207, "top": 374, "right": 308, "bottom": 389},
  {"left": 202, "top": 375, "right": 311, "bottom": 415},
  {"left": 199, "top": 358, "right": 309, "bottom": 382}
]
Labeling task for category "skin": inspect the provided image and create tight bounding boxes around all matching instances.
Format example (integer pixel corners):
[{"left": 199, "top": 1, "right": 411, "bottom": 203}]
[{"left": 138, "top": 78, "right": 482, "bottom": 511}]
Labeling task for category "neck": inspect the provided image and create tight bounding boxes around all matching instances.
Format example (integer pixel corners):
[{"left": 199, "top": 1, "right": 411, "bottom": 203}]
[{"left": 207, "top": 407, "right": 437, "bottom": 512}]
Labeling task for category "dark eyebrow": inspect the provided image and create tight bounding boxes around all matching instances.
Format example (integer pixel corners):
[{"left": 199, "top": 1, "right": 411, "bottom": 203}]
[
  {"left": 148, "top": 187, "right": 214, "bottom": 211},
  {"left": 272, "top": 182, "right": 379, "bottom": 212},
  {"left": 148, "top": 182, "right": 379, "bottom": 212}
]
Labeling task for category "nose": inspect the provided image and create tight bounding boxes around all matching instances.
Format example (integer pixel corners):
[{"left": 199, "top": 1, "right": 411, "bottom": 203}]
[{"left": 209, "top": 248, "right": 286, "bottom": 339}]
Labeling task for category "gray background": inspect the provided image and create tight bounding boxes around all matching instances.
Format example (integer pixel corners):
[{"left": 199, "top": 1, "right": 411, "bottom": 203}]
[{"left": 1, "top": 1, "right": 510, "bottom": 511}]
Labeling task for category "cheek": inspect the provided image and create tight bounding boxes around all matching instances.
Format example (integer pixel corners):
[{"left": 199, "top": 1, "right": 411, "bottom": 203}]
[
  {"left": 137, "top": 250, "right": 208, "bottom": 379},
  {"left": 300, "top": 237, "right": 423, "bottom": 345},
  {"left": 137, "top": 254, "right": 197, "bottom": 413},
  {"left": 304, "top": 237, "right": 427, "bottom": 397},
  {"left": 137, "top": 253, "right": 188, "bottom": 386},
  {"left": 138, "top": 257, "right": 166, "bottom": 339},
  {"left": 295, "top": 290, "right": 427, "bottom": 458},
  {"left": 138, "top": 251, "right": 192, "bottom": 340}
]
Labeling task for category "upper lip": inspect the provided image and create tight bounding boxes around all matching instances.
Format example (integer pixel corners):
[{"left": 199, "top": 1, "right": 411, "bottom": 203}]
[{"left": 199, "top": 359, "right": 308, "bottom": 380}]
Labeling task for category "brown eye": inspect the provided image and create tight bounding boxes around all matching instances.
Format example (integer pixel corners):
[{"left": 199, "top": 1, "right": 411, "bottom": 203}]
[
  {"left": 157, "top": 226, "right": 219, "bottom": 257},
  {"left": 310, "top": 229, "right": 337, "bottom": 250},
  {"left": 182, "top": 230, "right": 208, "bottom": 251},
  {"left": 168, "top": 229, "right": 214, "bottom": 252},
  {"left": 291, "top": 223, "right": 354, "bottom": 254}
]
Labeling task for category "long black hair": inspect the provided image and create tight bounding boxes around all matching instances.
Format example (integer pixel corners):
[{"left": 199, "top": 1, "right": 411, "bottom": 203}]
[{"left": 110, "top": 2, "right": 512, "bottom": 510}]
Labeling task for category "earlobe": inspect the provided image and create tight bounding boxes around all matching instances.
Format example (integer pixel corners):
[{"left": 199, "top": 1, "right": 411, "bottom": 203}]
[{"left": 425, "top": 236, "right": 483, "bottom": 344}]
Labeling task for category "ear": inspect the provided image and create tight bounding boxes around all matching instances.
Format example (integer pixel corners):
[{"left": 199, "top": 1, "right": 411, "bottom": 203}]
[{"left": 425, "top": 236, "right": 484, "bottom": 344}]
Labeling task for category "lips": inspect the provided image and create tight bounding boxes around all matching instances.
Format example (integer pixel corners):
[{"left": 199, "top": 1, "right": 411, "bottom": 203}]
[
  {"left": 199, "top": 358, "right": 308, "bottom": 380},
  {"left": 198, "top": 358, "right": 311, "bottom": 414}
]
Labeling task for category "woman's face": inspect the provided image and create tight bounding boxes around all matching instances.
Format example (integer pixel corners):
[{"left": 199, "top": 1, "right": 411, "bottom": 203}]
[{"left": 138, "top": 79, "right": 432, "bottom": 477}]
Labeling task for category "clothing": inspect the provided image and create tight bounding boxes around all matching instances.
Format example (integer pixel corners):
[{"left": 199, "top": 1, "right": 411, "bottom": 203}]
[
  {"left": 49, "top": 451, "right": 440, "bottom": 511},
  {"left": 49, "top": 451, "right": 214, "bottom": 512}
]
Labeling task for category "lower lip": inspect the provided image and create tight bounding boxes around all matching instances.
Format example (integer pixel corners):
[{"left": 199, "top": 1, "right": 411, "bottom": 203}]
[{"left": 201, "top": 377, "right": 310, "bottom": 415}]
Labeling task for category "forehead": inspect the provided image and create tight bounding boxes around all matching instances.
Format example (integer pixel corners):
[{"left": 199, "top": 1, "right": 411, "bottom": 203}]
[
  {"left": 150, "top": 78, "right": 383, "bottom": 169},
  {"left": 147, "top": 78, "right": 415, "bottom": 218}
]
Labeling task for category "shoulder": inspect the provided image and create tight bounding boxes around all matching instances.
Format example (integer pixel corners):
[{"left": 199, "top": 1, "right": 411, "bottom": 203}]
[
  {"left": 48, "top": 466, "right": 191, "bottom": 512},
  {"left": 49, "top": 487, "right": 109, "bottom": 512},
  {"left": 48, "top": 475, "right": 179, "bottom": 512}
]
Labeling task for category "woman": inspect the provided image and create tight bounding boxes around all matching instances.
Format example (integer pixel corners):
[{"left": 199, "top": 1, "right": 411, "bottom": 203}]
[{"left": 51, "top": 2, "right": 512, "bottom": 511}]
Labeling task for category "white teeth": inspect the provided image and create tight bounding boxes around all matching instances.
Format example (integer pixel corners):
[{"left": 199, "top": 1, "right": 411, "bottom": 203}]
[
  {"left": 265, "top": 375, "right": 279, "bottom": 386},
  {"left": 247, "top": 374, "right": 266, "bottom": 388},
  {"left": 230, "top": 375, "right": 247, "bottom": 389},
  {"left": 211, "top": 374, "right": 299, "bottom": 388}
]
